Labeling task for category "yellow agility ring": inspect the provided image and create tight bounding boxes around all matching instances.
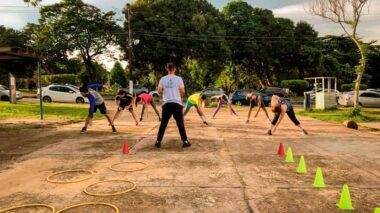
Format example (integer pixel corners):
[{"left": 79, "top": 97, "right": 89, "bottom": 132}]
[
  {"left": 84, "top": 179, "right": 137, "bottom": 197},
  {"left": 46, "top": 169, "right": 95, "bottom": 184},
  {"left": 110, "top": 161, "right": 148, "bottom": 172},
  {"left": 0, "top": 204, "right": 55, "bottom": 213},
  {"left": 57, "top": 202, "right": 119, "bottom": 213}
]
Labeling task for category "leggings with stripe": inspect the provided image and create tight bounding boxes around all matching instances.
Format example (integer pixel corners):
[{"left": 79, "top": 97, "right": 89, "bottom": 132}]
[{"left": 212, "top": 100, "right": 238, "bottom": 118}]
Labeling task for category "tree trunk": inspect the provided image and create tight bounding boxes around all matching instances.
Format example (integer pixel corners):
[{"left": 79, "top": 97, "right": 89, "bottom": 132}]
[
  {"left": 351, "top": 37, "right": 366, "bottom": 108},
  {"left": 85, "top": 60, "right": 97, "bottom": 83}
]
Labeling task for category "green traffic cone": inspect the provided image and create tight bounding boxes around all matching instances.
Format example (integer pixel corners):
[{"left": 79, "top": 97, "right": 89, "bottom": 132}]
[
  {"left": 313, "top": 167, "right": 326, "bottom": 188},
  {"left": 296, "top": 155, "right": 307, "bottom": 174},
  {"left": 285, "top": 147, "right": 294, "bottom": 163},
  {"left": 375, "top": 207, "right": 380, "bottom": 213},
  {"left": 337, "top": 184, "right": 354, "bottom": 210}
]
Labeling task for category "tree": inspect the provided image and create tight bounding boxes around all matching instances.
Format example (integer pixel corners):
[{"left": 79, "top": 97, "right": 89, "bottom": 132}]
[
  {"left": 30, "top": 0, "right": 121, "bottom": 83},
  {"left": 110, "top": 62, "right": 127, "bottom": 87},
  {"left": 311, "top": 0, "right": 370, "bottom": 108},
  {"left": 122, "top": 0, "right": 229, "bottom": 83},
  {"left": 23, "top": 0, "right": 41, "bottom": 7}
]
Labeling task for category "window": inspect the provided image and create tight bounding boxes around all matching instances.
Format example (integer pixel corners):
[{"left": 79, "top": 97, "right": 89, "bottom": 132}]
[
  {"left": 49, "top": 86, "right": 60, "bottom": 92},
  {"left": 360, "top": 93, "right": 377, "bottom": 98},
  {"left": 60, "top": 87, "right": 74, "bottom": 93}
]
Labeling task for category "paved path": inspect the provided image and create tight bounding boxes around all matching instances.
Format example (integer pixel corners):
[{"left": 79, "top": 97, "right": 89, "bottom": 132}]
[{"left": 0, "top": 106, "right": 379, "bottom": 212}]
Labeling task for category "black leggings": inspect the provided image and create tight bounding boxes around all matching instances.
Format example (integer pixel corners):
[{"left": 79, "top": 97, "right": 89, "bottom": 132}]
[
  {"left": 271, "top": 107, "right": 300, "bottom": 126},
  {"left": 157, "top": 103, "right": 188, "bottom": 142}
]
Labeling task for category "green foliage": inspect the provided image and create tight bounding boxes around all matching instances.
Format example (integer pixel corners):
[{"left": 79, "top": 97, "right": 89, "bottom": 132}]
[
  {"left": 349, "top": 106, "right": 362, "bottom": 117},
  {"left": 42, "top": 74, "right": 78, "bottom": 85},
  {"left": 281, "top": 80, "right": 309, "bottom": 96},
  {"left": 110, "top": 62, "right": 127, "bottom": 87},
  {"left": 341, "top": 84, "right": 367, "bottom": 91}
]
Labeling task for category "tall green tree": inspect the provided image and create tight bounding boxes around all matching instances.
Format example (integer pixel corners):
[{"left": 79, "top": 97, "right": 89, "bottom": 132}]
[
  {"left": 110, "top": 62, "right": 127, "bottom": 87},
  {"left": 30, "top": 0, "right": 121, "bottom": 83}
]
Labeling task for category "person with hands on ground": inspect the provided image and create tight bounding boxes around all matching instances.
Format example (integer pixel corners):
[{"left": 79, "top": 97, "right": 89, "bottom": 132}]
[
  {"left": 246, "top": 92, "right": 271, "bottom": 124},
  {"left": 267, "top": 95, "right": 308, "bottom": 136},
  {"left": 135, "top": 93, "right": 161, "bottom": 122},
  {"left": 211, "top": 94, "right": 239, "bottom": 119},
  {"left": 183, "top": 93, "right": 208, "bottom": 125},
  {"left": 79, "top": 83, "right": 116, "bottom": 133},
  {"left": 112, "top": 90, "right": 139, "bottom": 126},
  {"left": 155, "top": 63, "right": 191, "bottom": 149}
]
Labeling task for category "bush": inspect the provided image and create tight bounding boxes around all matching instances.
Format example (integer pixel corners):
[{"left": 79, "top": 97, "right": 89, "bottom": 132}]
[
  {"left": 349, "top": 106, "right": 362, "bottom": 117},
  {"left": 42, "top": 74, "right": 78, "bottom": 86},
  {"left": 341, "top": 83, "right": 367, "bottom": 91},
  {"left": 281, "top": 80, "right": 309, "bottom": 96}
]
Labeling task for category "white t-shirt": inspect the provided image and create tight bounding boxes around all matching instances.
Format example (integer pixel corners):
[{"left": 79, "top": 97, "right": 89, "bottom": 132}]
[{"left": 159, "top": 75, "right": 184, "bottom": 105}]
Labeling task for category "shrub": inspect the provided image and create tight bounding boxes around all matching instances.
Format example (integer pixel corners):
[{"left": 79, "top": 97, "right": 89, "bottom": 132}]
[
  {"left": 349, "top": 106, "right": 362, "bottom": 117},
  {"left": 281, "top": 80, "right": 309, "bottom": 96},
  {"left": 341, "top": 83, "right": 367, "bottom": 91},
  {"left": 41, "top": 74, "right": 78, "bottom": 86}
]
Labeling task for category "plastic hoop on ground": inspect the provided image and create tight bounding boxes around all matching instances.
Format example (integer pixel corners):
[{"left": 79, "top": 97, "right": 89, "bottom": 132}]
[
  {"left": 57, "top": 202, "right": 119, "bottom": 213},
  {"left": 109, "top": 161, "right": 148, "bottom": 172},
  {"left": 0, "top": 204, "right": 55, "bottom": 213},
  {"left": 84, "top": 179, "right": 137, "bottom": 197},
  {"left": 46, "top": 169, "right": 95, "bottom": 184}
]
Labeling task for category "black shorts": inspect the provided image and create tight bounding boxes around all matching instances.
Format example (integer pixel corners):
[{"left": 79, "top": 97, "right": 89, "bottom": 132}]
[
  {"left": 119, "top": 99, "right": 133, "bottom": 111},
  {"left": 94, "top": 102, "right": 107, "bottom": 114}
]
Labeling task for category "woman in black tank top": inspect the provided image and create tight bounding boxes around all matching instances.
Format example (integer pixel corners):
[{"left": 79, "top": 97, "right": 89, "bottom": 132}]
[{"left": 246, "top": 92, "right": 271, "bottom": 123}]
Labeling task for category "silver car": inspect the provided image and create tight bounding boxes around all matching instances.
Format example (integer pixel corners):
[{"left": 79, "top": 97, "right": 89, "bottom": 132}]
[
  {"left": 339, "top": 90, "right": 380, "bottom": 107},
  {"left": 0, "top": 84, "right": 23, "bottom": 101}
]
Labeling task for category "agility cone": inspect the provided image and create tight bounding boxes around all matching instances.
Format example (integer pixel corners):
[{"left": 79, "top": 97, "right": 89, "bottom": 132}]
[
  {"left": 375, "top": 207, "right": 380, "bottom": 213},
  {"left": 277, "top": 143, "right": 285, "bottom": 157},
  {"left": 313, "top": 167, "right": 326, "bottom": 188},
  {"left": 285, "top": 147, "right": 294, "bottom": 163},
  {"left": 296, "top": 155, "right": 307, "bottom": 174},
  {"left": 123, "top": 141, "right": 129, "bottom": 154},
  {"left": 337, "top": 184, "right": 354, "bottom": 210}
]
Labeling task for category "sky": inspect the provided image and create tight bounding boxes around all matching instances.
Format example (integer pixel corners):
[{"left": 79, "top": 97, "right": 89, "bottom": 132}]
[{"left": 1, "top": 0, "right": 379, "bottom": 69}]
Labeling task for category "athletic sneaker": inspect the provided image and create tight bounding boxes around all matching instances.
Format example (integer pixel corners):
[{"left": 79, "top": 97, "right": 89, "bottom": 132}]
[
  {"left": 203, "top": 121, "right": 208, "bottom": 126},
  {"left": 80, "top": 127, "right": 87, "bottom": 133},
  {"left": 155, "top": 141, "right": 161, "bottom": 148},
  {"left": 302, "top": 129, "right": 308, "bottom": 135},
  {"left": 182, "top": 140, "right": 191, "bottom": 148},
  {"left": 267, "top": 130, "right": 272, "bottom": 135},
  {"left": 246, "top": 120, "right": 250, "bottom": 124},
  {"left": 112, "top": 125, "right": 117, "bottom": 133},
  {"left": 140, "top": 118, "right": 143, "bottom": 122}
]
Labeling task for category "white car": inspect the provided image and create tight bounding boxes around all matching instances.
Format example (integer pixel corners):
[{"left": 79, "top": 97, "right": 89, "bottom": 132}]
[
  {"left": 338, "top": 90, "right": 380, "bottom": 107},
  {"left": 306, "top": 89, "right": 341, "bottom": 101},
  {"left": 0, "top": 84, "right": 23, "bottom": 101},
  {"left": 41, "top": 84, "right": 88, "bottom": 104},
  {"left": 149, "top": 90, "right": 161, "bottom": 97}
]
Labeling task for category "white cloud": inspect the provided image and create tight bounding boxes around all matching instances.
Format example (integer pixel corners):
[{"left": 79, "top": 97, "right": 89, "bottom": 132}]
[{"left": 273, "top": 1, "right": 380, "bottom": 43}]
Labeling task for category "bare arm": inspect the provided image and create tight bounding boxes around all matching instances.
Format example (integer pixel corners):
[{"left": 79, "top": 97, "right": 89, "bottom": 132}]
[
  {"left": 158, "top": 85, "right": 164, "bottom": 95},
  {"left": 179, "top": 86, "right": 185, "bottom": 96}
]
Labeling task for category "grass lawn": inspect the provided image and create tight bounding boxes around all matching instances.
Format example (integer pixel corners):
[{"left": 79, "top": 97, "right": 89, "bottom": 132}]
[
  {"left": 0, "top": 102, "right": 101, "bottom": 121},
  {"left": 297, "top": 107, "right": 380, "bottom": 123}
]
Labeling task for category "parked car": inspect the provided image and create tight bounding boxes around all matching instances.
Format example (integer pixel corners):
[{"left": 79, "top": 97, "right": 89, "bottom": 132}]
[
  {"left": 121, "top": 85, "right": 148, "bottom": 95},
  {"left": 231, "top": 89, "right": 271, "bottom": 106},
  {"left": 261, "top": 87, "right": 288, "bottom": 97},
  {"left": 149, "top": 90, "right": 161, "bottom": 97},
  {"left": 306, "top": 89, "right": 341, "bottom": 101},
  {"left": 338, "top": 90, "right": 380, "bottom": 107},
  {"left": 366, "top": 89, "right": 380, "bottom": 93},
  {"left": 0, "top": 84, "right": 23, "bottom": 101},
  {"left": 198, "top": 88, "right": 225, "bottom": 97},
  {"left": 41, "top": 84, "right": 88, "bottom": 104}
]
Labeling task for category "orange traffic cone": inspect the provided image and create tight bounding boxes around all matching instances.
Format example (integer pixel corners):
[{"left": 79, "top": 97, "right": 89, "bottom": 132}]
[
  {"left": 123, "top": 141, "right": 129, "bottom": 154},
  {"left": 277, "top": 143, "right": 285, "bottom": 157}
]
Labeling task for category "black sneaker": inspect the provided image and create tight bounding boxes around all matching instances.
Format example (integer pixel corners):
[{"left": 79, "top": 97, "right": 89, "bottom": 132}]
[
  {"left": 267, "top": 130, "right": 272, "bottom": 135},
  {"left": 112, "top": 125, "right": 117, "bottom": 133},
  {"left": 81, "top": 127, "right": 87, "bottom": 133},
  {"left": 203, "top": 121, "right": 208, "bottom": 126},
  {"left": 155, "top": 141, "right": 161, "bottom": 148},
  {"left": 302, "top": 129, "right": 308, "bottom": 135},
  {"left": 182, "top": 140, "right": 191, "bottom": 148}
]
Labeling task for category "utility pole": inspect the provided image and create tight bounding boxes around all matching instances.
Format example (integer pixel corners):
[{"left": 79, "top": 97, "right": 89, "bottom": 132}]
[{"left": 127, "top": 3, "right": 133, "bottom": 94}]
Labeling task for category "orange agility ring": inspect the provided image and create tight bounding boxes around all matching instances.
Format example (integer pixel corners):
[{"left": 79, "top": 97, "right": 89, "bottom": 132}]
[
  {"left": 46, "top": 169, "right": 95, "bottom": 184},
  {"left": 0, "top": 204, "right": 55, "bottom": 213},
  {"left": 57, "top": 202, "right": 119, "bottom": 213},
  {"left": 84, "top": 179, "right": 137, "bottom": 197},
  {"left": 110, "top": 161, "right": 148, "bottom": 172}
]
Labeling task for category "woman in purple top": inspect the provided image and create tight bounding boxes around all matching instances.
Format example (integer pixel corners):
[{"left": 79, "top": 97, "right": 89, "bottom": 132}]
[{"left": 79, "top": 83, "right": 116, "bottom": 133}]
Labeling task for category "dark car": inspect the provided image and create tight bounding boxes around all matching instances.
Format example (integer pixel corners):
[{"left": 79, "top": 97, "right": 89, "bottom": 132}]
[
  {"left": 199, "top": 88, "right": 225, "bottom": 97},
  {"left": 231, "top": 89, "right": 271, "bottom": 106},
  {"left": 261, "top": 87, "right": 288, "bottom": 97}
]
